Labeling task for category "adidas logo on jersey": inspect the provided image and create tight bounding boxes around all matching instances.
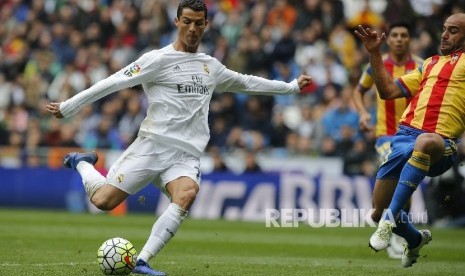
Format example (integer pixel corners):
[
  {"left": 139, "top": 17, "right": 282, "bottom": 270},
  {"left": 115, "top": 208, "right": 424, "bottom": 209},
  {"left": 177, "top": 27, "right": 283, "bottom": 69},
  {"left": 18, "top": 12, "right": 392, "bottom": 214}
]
[{"left": 173, "top": 65, "right": 181, "bottom": 72}]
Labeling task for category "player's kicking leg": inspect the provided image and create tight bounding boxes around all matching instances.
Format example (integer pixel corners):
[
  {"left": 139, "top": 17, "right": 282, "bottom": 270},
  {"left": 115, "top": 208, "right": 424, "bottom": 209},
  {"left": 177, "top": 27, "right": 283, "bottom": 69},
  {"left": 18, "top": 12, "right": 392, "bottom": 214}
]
[
  {"left": 63, "top": 152, "right": 98, "bottom": 169},
  {"left": 63, "top": 151, "right": 124, "bottom": 209},
  {"left": 65, "top": 151, "right": 170, "bottom": 275}
]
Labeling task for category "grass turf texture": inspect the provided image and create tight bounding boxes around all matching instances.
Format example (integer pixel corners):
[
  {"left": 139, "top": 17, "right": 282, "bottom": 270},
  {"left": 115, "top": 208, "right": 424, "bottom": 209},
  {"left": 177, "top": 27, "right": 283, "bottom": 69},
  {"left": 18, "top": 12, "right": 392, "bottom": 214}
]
[{"left": 0, "top": 209, "right": 464, "bottom": 276}]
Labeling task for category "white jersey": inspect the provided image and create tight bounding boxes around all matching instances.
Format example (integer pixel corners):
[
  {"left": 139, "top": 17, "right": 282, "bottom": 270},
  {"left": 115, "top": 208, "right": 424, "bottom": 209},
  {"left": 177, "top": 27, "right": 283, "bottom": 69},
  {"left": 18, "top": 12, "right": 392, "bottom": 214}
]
[{"left": 60, "top": 44, "right": 300, "bottom": 158}]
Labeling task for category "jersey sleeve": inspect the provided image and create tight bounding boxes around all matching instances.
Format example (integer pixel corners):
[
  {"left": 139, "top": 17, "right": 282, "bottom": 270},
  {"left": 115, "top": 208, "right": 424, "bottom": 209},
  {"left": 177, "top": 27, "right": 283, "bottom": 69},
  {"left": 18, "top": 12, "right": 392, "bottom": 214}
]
[
  {"left": 358, "top": 64, "right": 373, "bottom": 92},
  {"left": 395, "top": 66, "right": 422, "bottom": 98},
  {"left": 60, "top": 51, "right": 160, "bottom": 117},
  {"left": 214, "top": 61, "right": 300, "bottom": 95}
]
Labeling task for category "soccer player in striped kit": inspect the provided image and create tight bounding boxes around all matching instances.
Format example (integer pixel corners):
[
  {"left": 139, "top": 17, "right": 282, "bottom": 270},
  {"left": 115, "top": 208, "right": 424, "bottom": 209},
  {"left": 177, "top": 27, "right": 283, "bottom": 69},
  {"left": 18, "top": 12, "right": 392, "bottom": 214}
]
[
  {"left": 352, "top": 22, "right": 424, "bottom": 259},
  {"left": 355, "top": 13, "right": 465, "bottom": 267}
]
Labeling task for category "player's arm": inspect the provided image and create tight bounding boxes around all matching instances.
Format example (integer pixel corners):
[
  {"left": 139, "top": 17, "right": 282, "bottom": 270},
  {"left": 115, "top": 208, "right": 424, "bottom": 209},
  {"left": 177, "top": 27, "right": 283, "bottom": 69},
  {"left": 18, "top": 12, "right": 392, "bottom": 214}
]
[
  {"left": 46, "top": 102, "right": 64, "bottom": 118},
  {"left": 214, "top": 62, "right": 311, "bottom": 94},
  {"left": 352, "top": 84, "right": 373, "bottom": 133},
  {"left": 354, "top": 25, "right": 404, "bottom": 100},
  {"left": 46, "top": 53, "right": 158, "bottom": 119}
]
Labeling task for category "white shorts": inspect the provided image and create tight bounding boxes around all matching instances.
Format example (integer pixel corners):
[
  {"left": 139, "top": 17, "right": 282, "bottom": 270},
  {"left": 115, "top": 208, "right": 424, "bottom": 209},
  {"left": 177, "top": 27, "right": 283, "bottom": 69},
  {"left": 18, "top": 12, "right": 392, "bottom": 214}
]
[{"left": 106, "top": 136, "right": 201, "bottom": 195}]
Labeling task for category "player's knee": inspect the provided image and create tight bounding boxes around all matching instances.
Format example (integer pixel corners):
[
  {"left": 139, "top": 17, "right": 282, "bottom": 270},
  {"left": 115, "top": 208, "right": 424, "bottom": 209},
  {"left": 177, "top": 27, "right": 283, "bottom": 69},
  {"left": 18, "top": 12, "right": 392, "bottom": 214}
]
[
  {"left": 91, "top": 194, "right": 120, "bottom": 211},
  {"left": 415, "top": 133, "right": 444, "bottom": 155},
  {"left": 90, "top": 185, "right": 128, "bottom": 211},
  {"left": 174, "top": 188, "right": 197, "bottom": 210},
  {"left": 182, "top": 188, "right": 197, "bottom": 204}
]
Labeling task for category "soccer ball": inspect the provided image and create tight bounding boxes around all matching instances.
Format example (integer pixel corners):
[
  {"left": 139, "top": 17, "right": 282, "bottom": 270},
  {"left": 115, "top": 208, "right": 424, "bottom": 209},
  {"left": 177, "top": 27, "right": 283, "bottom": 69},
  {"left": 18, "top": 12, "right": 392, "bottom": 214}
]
[{"left": 97, "top": 237, "right": 137, "bottom": 275}]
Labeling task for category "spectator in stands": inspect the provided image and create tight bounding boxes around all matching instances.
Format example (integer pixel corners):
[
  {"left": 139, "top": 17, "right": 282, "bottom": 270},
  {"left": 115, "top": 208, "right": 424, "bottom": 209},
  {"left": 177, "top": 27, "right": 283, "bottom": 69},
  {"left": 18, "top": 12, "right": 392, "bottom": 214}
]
[
  {"left": 383, "top": 0, "right": 416, "bottom": 26},
  {"left": 272, "top": 24, "right": 297, "bottom": 64},
  {"left": 304, "top": 51, "right": 347, "bottom": 90},
  {"left": 243, "top": 150, "right": 262, "bottom": 173},
  {"left": 118, "top": 92, "right": 145, "bottom": 146},
  {"left": 141, "top": 1, "right": 173, "bottom": 48},
  {"left": 269, "top": 106, "right": 293, "bottom": 150},
  {"left": 247, "top": 1, "right": 268, "bottom": 34},
  {"left": 220, "top": 9, "right": 243, "bottom": 46},
  {"left": 74, "top": 104, "right": 101, "bottom": 146},
  {"left": 297, "top": 104, "right": 316, "bottom": 140},
  {"left": 48, "top": 62, "right": 86, "bottom": 102},
  {"left": 342, "top": 138, "right": 375, "bottom": 176},
  {"left": 43, "top": 119, "right": 62, "bottom": 147},
  {"left": 320, "top": 86, "right": 360, "bottom": 154},
  {"left": 267, "top": 0, "right": 297, "bottom": 31},
  {"left": 319, "top": 0, "right": 345, "bottom": 37},
  {"left": 294, "top": 0, "right": 323, "bottom": 40},
  {"left": 86, "top": 51, "right": 109, "bottom": 86},
  {"left": 346, "top": 0, "right": 384, "bottom": 30},
  {"left": 83, "top": 115, "right": 124, "bottom": 150},
  {"left": 208, "top": 115, "right": 230, "bottom": 151},
  {"left": 409, "top": 0, "right": 444, "bottom": 17},
  {"left": 209, "top": 147, "right": 230, "bottom": 172},
  {"left": 246, "top": 34, "right": 272, "bottom": 74},
  {"left": 224, "top": 36, "right": 249, "bottom": 73},
  {"left": 328, "top": 23, "right": 358, "bottom": 69},
  {"left": 238, "top": 96, "right": 273, "bottom": 147},
  {"left": 57, "top": 124, "right": 80, "bottom": 148},
  {"left": 24, "top": 118, "right": 46, "bottom": 151},
  {"left": 209, "top": 92, "right": 239, "bottom": 131}
]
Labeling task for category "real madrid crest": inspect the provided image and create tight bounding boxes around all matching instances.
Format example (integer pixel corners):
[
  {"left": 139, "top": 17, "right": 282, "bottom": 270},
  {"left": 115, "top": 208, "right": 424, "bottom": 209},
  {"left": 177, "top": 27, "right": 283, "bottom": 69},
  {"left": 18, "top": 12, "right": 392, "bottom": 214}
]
[
  {"left": 204, "top": 63, "right": 209, "bottom": 74},
  {"left": 116, "top": 173, "right": 125, "bottom": 183}
]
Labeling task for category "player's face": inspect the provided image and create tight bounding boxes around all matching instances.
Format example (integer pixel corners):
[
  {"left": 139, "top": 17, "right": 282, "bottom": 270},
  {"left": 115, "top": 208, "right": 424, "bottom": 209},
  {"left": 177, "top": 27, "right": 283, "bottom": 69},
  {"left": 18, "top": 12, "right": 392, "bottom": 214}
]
[
  {"left": 386, "top": 27, "right": 410, "bottom": 56},
  {"left": 440, "top": 14, "right": 465, "bottom": 55},
  {"left": 175, "top": 8, "right": 208, "bottom": 53}
]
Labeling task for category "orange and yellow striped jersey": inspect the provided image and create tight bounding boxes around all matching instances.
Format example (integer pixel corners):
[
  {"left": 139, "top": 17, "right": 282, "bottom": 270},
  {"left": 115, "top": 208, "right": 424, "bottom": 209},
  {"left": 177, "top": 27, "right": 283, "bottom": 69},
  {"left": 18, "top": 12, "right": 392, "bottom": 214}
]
[
  {"left": 358, "top": 54, "right": 424, "bottom": 137},
  {"left": 396, "top": 51, "right": 465, "bottom": 139}
]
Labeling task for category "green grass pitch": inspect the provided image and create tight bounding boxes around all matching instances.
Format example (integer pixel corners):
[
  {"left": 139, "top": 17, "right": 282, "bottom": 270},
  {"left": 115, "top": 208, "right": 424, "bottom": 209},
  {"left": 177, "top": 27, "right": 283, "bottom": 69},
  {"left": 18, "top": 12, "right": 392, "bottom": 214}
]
[{"left": 0, "top": 208, "right": 464, "bottom": 276}]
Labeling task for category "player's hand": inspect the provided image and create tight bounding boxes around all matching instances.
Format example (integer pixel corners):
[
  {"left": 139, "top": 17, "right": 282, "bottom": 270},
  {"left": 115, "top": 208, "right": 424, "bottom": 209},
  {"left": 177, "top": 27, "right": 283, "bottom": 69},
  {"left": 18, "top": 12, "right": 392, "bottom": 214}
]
[
  {"left": 297, "top": 74, "right": 312, "bottom": 91},
  {"left": 354, "top": 25, "right": 386, "bottom": 54},
  {"left": 46, "top": 102, "right": 64, "bottom": 118},
  {"left": 358, "top": 112, "right": 373, "bottom": 133}
]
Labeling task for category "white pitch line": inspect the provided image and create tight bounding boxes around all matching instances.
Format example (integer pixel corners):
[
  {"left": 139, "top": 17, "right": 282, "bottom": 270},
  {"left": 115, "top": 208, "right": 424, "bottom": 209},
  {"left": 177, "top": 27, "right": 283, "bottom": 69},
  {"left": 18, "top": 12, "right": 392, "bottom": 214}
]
[
  {"left": 0, "top": 262, "right": 96, "bottom": 267},
  {"left": 0, "top": 261, "right": 178, "bottom": 267}
]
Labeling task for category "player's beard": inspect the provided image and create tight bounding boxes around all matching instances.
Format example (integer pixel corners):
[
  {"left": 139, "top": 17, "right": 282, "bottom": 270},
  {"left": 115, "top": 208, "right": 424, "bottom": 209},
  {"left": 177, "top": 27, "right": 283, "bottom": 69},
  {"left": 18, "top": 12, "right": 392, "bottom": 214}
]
[{"left": 185, "top": 36, "right": 199, "bottom": 52}]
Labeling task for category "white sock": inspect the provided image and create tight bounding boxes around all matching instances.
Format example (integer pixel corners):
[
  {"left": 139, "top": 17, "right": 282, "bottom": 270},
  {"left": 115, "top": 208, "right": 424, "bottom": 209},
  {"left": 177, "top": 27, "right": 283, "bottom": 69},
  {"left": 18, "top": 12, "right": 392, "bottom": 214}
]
[
  {"left": 138, "top": 203, "right": 187, "bottom": 262},
  {"left": 76, "top": 162, "right": 106, "bottom": 198}
]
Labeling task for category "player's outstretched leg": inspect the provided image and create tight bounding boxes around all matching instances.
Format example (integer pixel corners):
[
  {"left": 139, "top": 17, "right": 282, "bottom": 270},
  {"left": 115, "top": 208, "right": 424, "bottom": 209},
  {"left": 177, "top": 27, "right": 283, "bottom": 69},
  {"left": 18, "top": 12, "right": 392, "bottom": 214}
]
[
  {"left": 402, "top": 229, "right": 432, "bottom": 268},
  {"left": 369, "top": 220, "right": 394, "bottom": 251},
  {"left": 132, "top": 259, "right": 166, "bottom": 276},
  {"left": 63, "top": 152, "right": 98, "bottom": 170}
]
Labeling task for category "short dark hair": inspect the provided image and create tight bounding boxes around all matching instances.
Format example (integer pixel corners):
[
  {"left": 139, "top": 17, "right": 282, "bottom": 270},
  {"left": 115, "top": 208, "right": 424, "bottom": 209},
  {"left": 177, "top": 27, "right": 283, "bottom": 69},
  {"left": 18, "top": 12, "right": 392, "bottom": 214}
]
[
  {"left": 177, "top": 0, "right": 208, "bottom": 20},
  {"left": 388, "top": 21, "right": 411, "bottom": 36}
]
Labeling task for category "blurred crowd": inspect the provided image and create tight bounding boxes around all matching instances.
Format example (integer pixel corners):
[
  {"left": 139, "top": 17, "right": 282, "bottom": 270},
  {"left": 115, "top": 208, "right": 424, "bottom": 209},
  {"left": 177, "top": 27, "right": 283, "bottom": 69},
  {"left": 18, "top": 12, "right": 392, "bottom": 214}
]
[{"left": 1, "top": 0, "right": 464, "bottom": 175}]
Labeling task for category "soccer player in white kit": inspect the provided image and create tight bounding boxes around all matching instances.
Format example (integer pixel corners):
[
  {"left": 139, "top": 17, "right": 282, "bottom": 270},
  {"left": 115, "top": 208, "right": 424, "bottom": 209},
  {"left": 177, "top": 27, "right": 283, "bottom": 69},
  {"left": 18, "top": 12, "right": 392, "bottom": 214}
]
[{"left": 46, "top": 0, "right": 312, "bottom": 275}]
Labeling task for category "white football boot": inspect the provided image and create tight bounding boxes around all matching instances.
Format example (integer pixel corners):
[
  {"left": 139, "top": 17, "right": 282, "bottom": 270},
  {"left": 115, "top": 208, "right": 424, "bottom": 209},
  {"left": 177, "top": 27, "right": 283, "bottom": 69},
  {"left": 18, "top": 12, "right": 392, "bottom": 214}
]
[
  {"left": 402, "top": 229, "right": 432, "bottom": 268},
  {"left": 369, "top": 220, "right": 394, "bottom": 251}
]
